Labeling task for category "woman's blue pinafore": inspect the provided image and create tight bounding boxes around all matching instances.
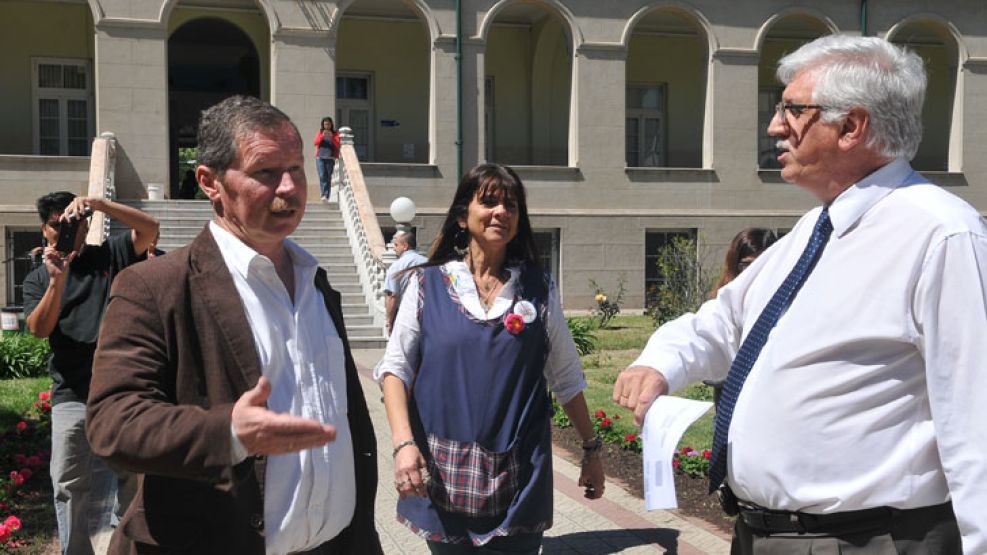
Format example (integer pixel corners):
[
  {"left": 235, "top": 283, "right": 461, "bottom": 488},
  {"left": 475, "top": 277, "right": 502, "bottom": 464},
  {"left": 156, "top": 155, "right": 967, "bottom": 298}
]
[{"left": 397, "top": 264, "right": 554, "bottom": 545}]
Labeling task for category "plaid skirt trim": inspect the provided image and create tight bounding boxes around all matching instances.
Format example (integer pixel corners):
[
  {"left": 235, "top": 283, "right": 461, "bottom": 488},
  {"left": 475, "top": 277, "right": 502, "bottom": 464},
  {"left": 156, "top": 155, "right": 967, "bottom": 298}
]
[{"left": 396, "top": 512, "right": 552, "bottom": 546}]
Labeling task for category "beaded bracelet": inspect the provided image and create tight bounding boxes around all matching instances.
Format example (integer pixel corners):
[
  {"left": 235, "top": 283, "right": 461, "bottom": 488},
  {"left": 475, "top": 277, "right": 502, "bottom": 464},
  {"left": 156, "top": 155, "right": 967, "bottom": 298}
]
[
  {"left": 581, "top": 436, "right": 602, "bottom": 465},
  {"left": 392, "top": 439, "right": 416, "bottom": 458}
]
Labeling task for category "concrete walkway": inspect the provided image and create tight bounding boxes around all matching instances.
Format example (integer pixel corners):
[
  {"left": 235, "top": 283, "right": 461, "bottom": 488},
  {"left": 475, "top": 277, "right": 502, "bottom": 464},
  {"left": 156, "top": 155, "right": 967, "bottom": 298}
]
[{"left": 352, "top": 349, "right": 731, "bottom": 555}]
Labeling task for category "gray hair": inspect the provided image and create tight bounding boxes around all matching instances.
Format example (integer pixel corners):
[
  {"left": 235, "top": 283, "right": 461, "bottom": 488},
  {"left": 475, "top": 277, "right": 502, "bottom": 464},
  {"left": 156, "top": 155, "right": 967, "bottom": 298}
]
[
  {"left": 777, "top": 35, "right": 927, "bottom": 160},
  {"left": 197, "top": 95, "right": 301, "bottom": 173}
]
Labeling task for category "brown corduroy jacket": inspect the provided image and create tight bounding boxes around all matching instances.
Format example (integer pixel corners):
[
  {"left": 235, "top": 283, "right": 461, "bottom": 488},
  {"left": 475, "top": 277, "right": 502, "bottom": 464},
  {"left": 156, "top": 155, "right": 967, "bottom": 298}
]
[{"left": 86, "top": 227, "right": 382, "bottom": 554}]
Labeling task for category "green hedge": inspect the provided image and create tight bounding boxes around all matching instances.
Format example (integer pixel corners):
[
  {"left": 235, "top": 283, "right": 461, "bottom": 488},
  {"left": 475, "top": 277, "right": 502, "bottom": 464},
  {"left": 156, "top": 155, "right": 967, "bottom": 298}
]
[{"left": 0, "top": 333, "right": 50, "bottom": 379}]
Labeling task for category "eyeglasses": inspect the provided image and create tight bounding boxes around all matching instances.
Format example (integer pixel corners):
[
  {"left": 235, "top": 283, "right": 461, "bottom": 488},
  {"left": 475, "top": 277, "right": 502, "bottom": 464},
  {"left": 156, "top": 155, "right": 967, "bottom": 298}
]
[{"left": 775, "top": 102, "right": 831, "bottom": 118}]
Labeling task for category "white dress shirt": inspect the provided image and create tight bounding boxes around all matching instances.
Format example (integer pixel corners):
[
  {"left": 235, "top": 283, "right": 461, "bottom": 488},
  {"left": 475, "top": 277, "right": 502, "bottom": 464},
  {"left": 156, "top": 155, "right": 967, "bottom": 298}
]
[
  {"left": 210, "top": 223, "right": 355, "bottom": 555},
  {"left": 374, "top": 260, "right": 587, "bottom": 404},
  {"left": 632, "top": 160, "right": 987, "bottom": 553}
]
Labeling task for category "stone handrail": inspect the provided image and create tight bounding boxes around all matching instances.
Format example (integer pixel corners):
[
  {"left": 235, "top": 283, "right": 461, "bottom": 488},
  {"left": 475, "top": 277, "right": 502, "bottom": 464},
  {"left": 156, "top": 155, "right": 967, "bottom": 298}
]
[
  {"left": 336, "top": 127, "right": 388, "bottom": 325},
  {"left": 85, "top": 132, "right": 117, "bottom": 245}
]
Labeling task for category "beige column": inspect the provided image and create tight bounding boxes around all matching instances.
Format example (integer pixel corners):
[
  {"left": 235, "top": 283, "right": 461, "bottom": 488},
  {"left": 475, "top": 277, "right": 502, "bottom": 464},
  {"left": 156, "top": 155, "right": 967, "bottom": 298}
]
[
  {"left": 430, "top": 36, "right": 459, "bottom": 172},
  {"left": 572, "top": 44, "right": 627, "bottom": 171},
  {"left": 270, "top": 29, "right": 335, "bottom": 199},
  {"left": 93, "top": 21, "right": 169, "bottom": 199},
  {"left": 707, "top": 48, "right": 760, "bottom": 180}
]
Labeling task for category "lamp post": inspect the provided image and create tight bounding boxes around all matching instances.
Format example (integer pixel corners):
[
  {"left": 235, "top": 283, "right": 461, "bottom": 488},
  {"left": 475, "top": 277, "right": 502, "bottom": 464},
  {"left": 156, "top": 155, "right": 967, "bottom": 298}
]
[
  {"left": 386, "top": 197, "right": 417, "bottom": 263},
  {"left": 389, "top": 196, "right": 416, "bottom": 235}
]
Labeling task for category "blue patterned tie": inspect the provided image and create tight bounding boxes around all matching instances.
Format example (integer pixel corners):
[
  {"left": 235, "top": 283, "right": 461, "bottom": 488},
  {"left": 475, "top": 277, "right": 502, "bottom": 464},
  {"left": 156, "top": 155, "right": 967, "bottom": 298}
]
[{"left": 708, "top": 207, "right": 833, "bottom": 493}]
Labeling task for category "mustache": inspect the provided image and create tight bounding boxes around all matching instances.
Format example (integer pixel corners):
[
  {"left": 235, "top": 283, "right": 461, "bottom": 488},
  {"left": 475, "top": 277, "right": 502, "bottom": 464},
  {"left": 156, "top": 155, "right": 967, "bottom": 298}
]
[{"left": 270, "top": 197, "right": 299, "bottom": 213}]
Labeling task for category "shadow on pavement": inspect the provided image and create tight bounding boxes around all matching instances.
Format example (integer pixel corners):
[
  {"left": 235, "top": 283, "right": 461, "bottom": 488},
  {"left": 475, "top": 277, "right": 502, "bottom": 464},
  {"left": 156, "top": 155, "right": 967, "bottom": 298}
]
[{"left": 543, "top": 527, "right": 680, "bottom": 554}]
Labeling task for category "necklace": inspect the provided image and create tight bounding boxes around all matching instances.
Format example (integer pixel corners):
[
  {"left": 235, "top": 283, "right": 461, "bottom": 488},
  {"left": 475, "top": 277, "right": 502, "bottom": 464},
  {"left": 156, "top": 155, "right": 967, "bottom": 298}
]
[{"left": 473, "top": 271, "right": 506, "bottom": 311}]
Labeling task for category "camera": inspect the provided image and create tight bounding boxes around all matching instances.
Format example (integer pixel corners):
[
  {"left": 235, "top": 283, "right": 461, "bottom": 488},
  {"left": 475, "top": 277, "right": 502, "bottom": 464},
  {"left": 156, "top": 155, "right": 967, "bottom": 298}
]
[{"left": 54, "top": 206, "right": 94, "bottom": 253}]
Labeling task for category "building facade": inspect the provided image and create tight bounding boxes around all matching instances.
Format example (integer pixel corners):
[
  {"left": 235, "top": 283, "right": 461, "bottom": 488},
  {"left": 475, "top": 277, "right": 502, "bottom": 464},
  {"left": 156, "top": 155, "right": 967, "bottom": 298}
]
[{"left": 1, "top": 0, "right": 985, "bottom": 309}]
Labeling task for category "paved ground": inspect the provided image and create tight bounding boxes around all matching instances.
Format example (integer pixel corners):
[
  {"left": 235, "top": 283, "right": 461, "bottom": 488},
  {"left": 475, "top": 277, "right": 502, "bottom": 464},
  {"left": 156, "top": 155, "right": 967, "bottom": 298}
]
[{"left": 82, "top": 349, "right": 730, "bottom": 554}]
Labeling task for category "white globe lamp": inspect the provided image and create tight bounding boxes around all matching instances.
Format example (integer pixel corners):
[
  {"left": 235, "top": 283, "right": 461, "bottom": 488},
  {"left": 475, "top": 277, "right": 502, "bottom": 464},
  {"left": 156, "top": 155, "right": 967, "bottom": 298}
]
[{"left": 389, "top": 197, "right": 416, "bottom": 224}]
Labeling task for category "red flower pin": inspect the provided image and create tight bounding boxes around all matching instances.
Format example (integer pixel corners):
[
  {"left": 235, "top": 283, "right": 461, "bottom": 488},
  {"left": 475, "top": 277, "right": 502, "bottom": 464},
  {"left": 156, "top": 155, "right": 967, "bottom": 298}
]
[{"left": 504, "top": 313, "right": 525, "bottom": 334}]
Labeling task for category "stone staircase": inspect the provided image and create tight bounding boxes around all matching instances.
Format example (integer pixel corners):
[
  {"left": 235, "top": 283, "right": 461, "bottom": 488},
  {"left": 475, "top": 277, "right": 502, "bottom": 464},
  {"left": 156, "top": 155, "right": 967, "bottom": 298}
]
[{"left": 115, "top": 199, "right": 387, "bottom": 348}]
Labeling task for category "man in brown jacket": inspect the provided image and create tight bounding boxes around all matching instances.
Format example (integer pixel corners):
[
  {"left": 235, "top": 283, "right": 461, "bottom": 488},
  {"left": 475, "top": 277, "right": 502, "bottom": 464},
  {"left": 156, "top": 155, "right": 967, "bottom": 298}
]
[{"left": 86, "top": 96, "right": 383, "bottom": 554}]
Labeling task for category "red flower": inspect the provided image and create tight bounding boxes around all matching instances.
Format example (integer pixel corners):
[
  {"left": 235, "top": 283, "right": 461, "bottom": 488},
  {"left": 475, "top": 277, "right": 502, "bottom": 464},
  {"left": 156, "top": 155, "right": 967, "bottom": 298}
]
[
  {"left": 672, "top": 458, "right": 680, "bottom": 469},
  {"left": 9, "top": 471, "right": 24, "bottom": 486},
  {"left": 624, "top": 433, "right": 637, "bottom": 443},
  {"left": 0, "top": 525, "right": 10, "bottom": 543},
  {"left": 38, "top": 391, "right": 51, "bottom": 401},
  {"left": 594, "top": 409, "right": 606, "bottom": 419},
  {"left": 3, "top": 516, "right": 20, "bottom": 531},
  {"left": 19, "top": 468, "right": 32, "bottom": 481},
  {"left": 503, "top": 313, "right": 525, "bottom": 334},
  {"left": 599, "top": 417, "right": 613, "bottom": 428},
  {"left": 702, "top": 449, "right": 712, "bottom": 459},
  {"left": 13, "top": 454, "right": 26, "bottom": 466},
  {"left": 15, "top": 421, "right": 26, "bottom": 431},
  {"left": 680, "top": 446, "right": 692, "bottom": 455}
]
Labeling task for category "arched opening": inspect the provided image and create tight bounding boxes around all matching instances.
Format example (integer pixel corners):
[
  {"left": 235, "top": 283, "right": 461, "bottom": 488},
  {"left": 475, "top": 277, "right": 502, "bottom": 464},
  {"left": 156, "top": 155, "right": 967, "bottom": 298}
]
[
  {"left": 890, "top": 21, "right": 959, "bottom": 172},
  {"left": 625, "top": 8, "right": 708, "bottom": 168},
  {"left": 167, "top": 16, "right": 262, "bottom": 198},
  {"left": 485, "top": 2, "right": 572, "bottom": 166},
  {"left": 336, "top": 0, "right": 431, "bottom": 163},
  {"left": 756, "top": 14, "right": 833, "bottom": 169}
]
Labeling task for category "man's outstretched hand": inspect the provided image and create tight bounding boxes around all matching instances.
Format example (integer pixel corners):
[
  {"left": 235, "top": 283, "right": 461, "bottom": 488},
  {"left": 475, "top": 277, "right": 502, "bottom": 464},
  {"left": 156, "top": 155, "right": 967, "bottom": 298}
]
[
  {"left": 232, "top": 377, "right": 336, "bottom": 455},
  {"left": 612, "top": 365, "right": 669, "bottom": 426}
]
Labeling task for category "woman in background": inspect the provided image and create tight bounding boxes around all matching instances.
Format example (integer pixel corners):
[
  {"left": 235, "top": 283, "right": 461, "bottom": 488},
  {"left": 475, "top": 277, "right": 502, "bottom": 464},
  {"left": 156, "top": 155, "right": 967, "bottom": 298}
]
[
  {"left": 375, "top": 163, "right": 604, "bottom": 553},
  {"left": 711, "top": 228, "right": 778, "bottom": 296},
  {"left": 313, "top": 117, "right": 340, "bottom": 202}
]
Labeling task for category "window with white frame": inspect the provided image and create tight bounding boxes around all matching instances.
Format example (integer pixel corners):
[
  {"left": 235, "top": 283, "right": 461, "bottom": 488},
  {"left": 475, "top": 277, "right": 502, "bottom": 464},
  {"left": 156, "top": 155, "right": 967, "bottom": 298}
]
[
  {"left": 758, "top": 87, "right": 783, "bottom": 169},
  {"left": 33, "top": 59, "right": 93, "bottom": 156},
  {"left": 6, "top": 229, "right": 45, "bottom": 306},
  {"left": 645, "top": 229, "right": 696, "bottom": 307},
  {"left": 626, "top": 84, "right": 666, "bottom": 167}
]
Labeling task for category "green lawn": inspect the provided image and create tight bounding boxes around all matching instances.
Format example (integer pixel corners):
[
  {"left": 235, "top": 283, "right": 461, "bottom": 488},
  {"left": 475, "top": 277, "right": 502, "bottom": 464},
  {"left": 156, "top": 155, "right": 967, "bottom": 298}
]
[
  {"left": 0, "top": 376, "right": 51, "bottom": 430},
  {"left": 575, "top": 314, "right": 715, "bottom": 450}
]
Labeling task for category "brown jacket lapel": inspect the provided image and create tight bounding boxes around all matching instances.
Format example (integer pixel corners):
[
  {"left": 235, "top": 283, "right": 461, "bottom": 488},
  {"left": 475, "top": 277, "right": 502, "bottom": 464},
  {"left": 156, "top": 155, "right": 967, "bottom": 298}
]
[{"left": 188, "top": 227, "right": 263, "bottom": 394}]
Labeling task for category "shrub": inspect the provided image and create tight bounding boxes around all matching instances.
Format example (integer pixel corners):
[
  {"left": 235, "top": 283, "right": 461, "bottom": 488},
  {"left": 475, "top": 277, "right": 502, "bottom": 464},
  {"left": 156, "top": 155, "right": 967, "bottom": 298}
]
[
  {"left": 589, "top": 277, "right": 626, "bottom": 329},
  {"left": 647, "top": 236, "right": 715, "bottom": 326},
  {"left": 673, "top": 446, "right": 711, "bottom": 478},
  {"left": 0, "top": 334, "right": 50, "bottom": 379},
  {"left": 551, "top": 398, "right": 571, "bottom": 428},
  {"left": 566, "top": 317, "right": 597, "bottom": 356}
]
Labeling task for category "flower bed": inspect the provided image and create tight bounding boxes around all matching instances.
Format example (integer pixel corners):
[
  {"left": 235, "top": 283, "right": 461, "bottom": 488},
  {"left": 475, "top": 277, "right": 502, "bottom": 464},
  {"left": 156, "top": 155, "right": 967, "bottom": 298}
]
[
  {"left": 555, "top": 403, "right": 713, "bottom": 478},
  {"left": 0, "top": 390, "right": 52, "bottom": 550}
]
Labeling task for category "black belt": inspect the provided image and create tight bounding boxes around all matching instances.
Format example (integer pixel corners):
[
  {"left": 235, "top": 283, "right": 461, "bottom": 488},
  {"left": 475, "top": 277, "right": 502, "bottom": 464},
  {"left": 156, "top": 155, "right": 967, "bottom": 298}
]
[
  {"left": 735, "top": 499, "right": 955, "bottom": 536},
  {"left": 738, "top": 503, "right": 894, "bottom": 535}
]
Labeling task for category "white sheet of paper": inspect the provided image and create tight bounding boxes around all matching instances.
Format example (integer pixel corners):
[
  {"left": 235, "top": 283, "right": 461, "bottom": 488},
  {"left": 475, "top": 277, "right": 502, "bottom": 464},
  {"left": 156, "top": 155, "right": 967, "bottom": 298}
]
[{"left": 642, "top": 396, "right": 714, "bottom": 510}]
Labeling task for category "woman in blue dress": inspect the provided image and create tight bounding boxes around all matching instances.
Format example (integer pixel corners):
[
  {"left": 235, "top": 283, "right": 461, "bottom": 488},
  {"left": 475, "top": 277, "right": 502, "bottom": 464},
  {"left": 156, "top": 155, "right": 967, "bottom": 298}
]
[{"left": 375, "top": 163, "right": 605, "bottom": 553}]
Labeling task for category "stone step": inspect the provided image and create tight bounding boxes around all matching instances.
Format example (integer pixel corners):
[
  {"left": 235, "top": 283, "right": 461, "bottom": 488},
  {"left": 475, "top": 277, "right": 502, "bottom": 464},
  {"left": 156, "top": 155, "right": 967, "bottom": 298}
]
[{"left": 120, "top": 200, "right": 384, "bottom": 342}]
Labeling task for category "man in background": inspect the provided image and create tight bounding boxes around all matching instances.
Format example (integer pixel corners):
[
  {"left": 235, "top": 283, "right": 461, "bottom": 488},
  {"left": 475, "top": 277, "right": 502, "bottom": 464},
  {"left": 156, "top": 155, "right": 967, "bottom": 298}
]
[
  {"left": 24, "top": 191, "right": 158, "bottom": 555},
  {"left": 384, "top": 230, "right": 427, "bottom": 333}
]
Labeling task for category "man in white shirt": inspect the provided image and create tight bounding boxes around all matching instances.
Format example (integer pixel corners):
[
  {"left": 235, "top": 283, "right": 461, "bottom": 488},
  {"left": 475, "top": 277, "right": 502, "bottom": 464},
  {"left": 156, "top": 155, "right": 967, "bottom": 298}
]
[
  {"left": 384, "top": 230, "right": 427, "bottom": 333},
  {"left": 614, "top": 35, "right": 986, "bottom": 554},
  {"left": 86, "top": 96, "right": 383, "bottom": 554}
]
